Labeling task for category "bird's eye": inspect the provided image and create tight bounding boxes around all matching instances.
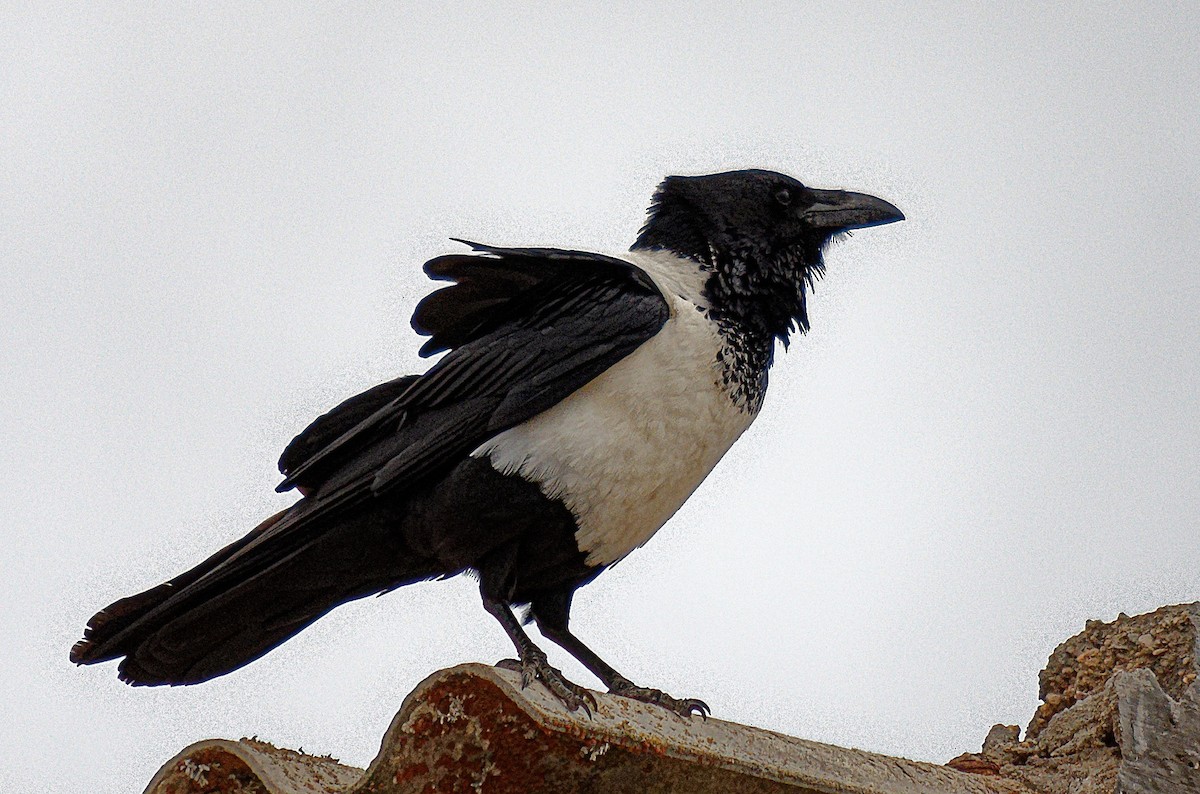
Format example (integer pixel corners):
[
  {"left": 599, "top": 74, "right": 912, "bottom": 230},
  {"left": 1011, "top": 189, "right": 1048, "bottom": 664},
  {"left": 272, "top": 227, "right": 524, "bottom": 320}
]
[{"left": 774, "top": 188, "right": 792, "bottom": 206}]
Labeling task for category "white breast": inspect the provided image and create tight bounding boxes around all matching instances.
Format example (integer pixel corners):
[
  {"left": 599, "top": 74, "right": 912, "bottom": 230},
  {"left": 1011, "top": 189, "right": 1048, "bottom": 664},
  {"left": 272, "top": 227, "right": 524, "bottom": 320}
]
[{"left": 472, "top": 252, "right": 760, "bottom": 567}]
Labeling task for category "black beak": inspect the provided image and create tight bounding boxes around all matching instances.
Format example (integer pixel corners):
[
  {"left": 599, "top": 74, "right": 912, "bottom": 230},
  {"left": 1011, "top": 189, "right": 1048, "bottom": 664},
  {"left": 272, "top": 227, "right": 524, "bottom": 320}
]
[{"left": 800, "top": 188, "right": 904, "bottom": 232}]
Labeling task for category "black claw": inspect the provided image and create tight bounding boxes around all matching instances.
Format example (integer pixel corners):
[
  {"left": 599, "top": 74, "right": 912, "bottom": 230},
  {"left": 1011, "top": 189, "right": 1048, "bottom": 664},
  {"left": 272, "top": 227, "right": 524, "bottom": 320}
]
[
  {"left": 502, "top": 650, "right": 597, "bottom": 716},
  {"left": 578, "top": 689, "right": 598, "bottom": 718},
  {"left": 609, "top": 682, "right": 710, "bottom": 720}
]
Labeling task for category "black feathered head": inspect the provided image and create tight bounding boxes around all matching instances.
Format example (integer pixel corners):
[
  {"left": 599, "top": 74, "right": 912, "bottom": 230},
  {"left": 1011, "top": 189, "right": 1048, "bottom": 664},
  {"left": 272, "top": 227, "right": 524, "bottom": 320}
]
[{"left": 632, "top": 169, "right": 902, "bottom": 341}]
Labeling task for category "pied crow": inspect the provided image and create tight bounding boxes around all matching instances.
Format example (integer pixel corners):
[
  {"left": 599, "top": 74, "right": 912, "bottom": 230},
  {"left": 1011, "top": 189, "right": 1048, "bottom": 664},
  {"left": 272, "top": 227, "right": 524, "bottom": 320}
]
[{"left": 71, "top": 169, "right": 902, "bottom": 718}]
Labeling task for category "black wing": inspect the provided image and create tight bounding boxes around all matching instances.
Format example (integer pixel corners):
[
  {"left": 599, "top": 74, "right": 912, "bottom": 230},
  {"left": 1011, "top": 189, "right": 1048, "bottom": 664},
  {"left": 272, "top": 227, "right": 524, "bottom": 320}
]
[
  {"left": 276, "top": 241, "right": 667, "bottom": 496},
  {"left": 73, "top": 244, "right": 670, "bottom": 677},
  {"left": 277, "top": 375, "right": 420, "bottom": 491},
  {"left": 203, "top": 243, "right": 667, "bottom": 587},
  {"left": 411, "top": 239, "right": 662, "bottom": 356}
]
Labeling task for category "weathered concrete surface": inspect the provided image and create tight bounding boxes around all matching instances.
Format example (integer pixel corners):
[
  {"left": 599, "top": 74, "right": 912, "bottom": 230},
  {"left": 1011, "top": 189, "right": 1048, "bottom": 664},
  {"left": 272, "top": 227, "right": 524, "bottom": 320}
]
[
  {"left": 144, "top": 737, "right": 362, "bottom": 794},
  {"left": 145, "top": 604, "right": 1200, "bottom": 794},
  {"left": 353, "top": 664, "right": 1022, "bottom": 794},
  {"left": 146, "top": 664, "right": 1019, "bottom": 794},
  {"left": 951, "top": 603, "right": 1200, "bottom": 794}
]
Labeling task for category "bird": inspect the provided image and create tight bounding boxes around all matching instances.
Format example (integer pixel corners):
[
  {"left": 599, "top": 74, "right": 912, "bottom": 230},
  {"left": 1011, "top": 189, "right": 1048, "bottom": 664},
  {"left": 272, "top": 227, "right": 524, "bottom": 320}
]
[{"left": 71, "top": 169, "right": 903, "bottom": 718}]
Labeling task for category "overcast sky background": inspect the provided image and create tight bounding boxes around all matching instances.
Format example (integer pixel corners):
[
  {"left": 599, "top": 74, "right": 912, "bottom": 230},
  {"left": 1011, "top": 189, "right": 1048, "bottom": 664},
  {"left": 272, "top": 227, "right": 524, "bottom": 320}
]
[{"left": 4, "top": 4, "right": 1199, "bottom": 792}]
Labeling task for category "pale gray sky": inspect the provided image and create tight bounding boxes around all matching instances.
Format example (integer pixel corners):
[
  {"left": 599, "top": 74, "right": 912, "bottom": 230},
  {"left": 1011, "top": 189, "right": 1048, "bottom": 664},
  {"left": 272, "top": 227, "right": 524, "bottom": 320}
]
[{"left": 4, "top": 4, "right": 1199, "bottom": 792}]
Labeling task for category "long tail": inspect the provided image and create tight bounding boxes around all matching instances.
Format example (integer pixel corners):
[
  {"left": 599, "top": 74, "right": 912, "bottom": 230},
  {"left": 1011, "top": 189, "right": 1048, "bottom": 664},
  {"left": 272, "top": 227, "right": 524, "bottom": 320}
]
[{"left": 71, "top": 504, "right": 437, "bottom": 685}]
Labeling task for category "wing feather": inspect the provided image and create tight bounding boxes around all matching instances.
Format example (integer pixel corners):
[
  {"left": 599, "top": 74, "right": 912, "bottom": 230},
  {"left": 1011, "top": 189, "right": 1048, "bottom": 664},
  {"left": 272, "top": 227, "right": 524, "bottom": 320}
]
[
  {"left": 81, "top": 243, "right": 670, "bottom": 666},
  {"left": 275, "top": 245, "right": 668, "bottom": 498},
  {"left": 278, "top": 375, "right": 419, "bottom": 488}
]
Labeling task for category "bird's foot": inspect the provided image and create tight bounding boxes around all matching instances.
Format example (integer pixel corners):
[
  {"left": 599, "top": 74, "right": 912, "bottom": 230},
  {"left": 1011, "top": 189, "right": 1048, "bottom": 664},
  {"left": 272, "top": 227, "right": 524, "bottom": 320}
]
[
  {"left": 609, "top": 676, "right": 710, "bottom": 720},
  {"left": 494, "top": 652, "right": 598, "bottom": 716}
]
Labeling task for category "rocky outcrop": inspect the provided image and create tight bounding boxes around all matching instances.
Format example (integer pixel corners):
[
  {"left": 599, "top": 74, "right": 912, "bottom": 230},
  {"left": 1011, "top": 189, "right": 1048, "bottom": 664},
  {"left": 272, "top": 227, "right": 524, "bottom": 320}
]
[
  {"left": 948, "top": 603, "right": 1200, "bottom": 793},
  {"left": 145, "top": 604, "right": 1200, "bottom": 794}
]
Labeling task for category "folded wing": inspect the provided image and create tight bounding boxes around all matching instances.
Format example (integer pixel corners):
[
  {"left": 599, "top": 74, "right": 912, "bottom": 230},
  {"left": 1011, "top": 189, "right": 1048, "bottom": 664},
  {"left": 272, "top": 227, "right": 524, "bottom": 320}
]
[{"left": 73, "top": 244, "right": 670, "bottom": 679}]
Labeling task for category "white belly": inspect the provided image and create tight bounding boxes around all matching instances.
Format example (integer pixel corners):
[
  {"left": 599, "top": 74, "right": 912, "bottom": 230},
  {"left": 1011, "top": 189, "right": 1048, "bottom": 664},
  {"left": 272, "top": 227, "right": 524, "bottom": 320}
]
[{"left": 473, "top": 294, "right": 758, "bottom": 566}]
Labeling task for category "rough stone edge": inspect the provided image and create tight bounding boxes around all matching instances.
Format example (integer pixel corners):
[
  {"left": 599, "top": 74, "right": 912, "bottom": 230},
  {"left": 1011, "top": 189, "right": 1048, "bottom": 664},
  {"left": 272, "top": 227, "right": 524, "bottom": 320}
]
[
  {"left": 1114, "top": 668, "right": 1200, "bottom": 793},
  {"left": 349, "top": 663, "right": 1022, "bottom": 794},
  {"left": 952, "top": 603, "right": 1200, "bottom": 794},
  {"left": 1029, "top": 603, "right": 1200, "bottom": 739}
]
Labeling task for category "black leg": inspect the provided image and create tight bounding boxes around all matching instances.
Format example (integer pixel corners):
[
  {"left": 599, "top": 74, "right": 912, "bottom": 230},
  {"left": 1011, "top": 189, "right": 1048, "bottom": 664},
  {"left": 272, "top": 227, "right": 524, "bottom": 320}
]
[
  {"left": 479, "top": 585, "right": 597, "bottom": 715},
  {"left": 530, "top": 590, "right": 710, "bottom": 720}
]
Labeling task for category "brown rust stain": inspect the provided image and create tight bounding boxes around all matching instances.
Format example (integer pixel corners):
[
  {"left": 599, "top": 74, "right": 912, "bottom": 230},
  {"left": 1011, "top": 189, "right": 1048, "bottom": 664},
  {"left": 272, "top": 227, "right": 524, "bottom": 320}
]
[
  {"left": 946, "top": 753, "right": 1002, "bottom": 776},
  {"left": 370, "top": 672, "right": 638, "bottom": 793},
  {"left": 153, "top": 746, "right": 265, "bottom": 794},
  {"left": 367, "top": 671, "right": 812, "bottom": 793}
]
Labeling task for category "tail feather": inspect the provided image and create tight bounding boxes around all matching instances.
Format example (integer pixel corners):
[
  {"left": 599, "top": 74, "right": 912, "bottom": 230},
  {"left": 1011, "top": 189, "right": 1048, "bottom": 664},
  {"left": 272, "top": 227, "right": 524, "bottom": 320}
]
[
  {"left": 70, "top": 508, "right": 292, "bottom": 666},
  {"left": 72, "top": 505, "right": 438, "bottom": 685}
]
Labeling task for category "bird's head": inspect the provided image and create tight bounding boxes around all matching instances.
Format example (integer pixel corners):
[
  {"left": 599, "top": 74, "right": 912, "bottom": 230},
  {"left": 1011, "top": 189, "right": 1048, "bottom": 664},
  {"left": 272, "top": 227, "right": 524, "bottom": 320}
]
[{"left": 632, "top": 169, "right": 903, "bottom": 341}]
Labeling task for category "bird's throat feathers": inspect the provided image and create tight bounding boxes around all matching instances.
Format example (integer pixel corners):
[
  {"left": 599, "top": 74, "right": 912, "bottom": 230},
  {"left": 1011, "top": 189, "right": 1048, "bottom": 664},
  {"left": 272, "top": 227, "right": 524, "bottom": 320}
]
[{"left": 631, "top": 174, "right": 833, "bottom": 351}]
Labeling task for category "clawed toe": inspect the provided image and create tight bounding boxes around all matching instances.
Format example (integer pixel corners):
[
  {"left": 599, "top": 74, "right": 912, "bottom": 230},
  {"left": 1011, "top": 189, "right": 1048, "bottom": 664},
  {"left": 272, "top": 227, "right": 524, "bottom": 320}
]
[
  {"left": 501, "top": 651, "right": 597, "bottom": 716},
  {"left": 537, "top": 665, "right": 597, "bottom": 716},
  {"left": 610, "top": 679, "right": 710, "bottom": 720},
  {"left": 675, "top": 697, "right": 711, "bottom": 719}
]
